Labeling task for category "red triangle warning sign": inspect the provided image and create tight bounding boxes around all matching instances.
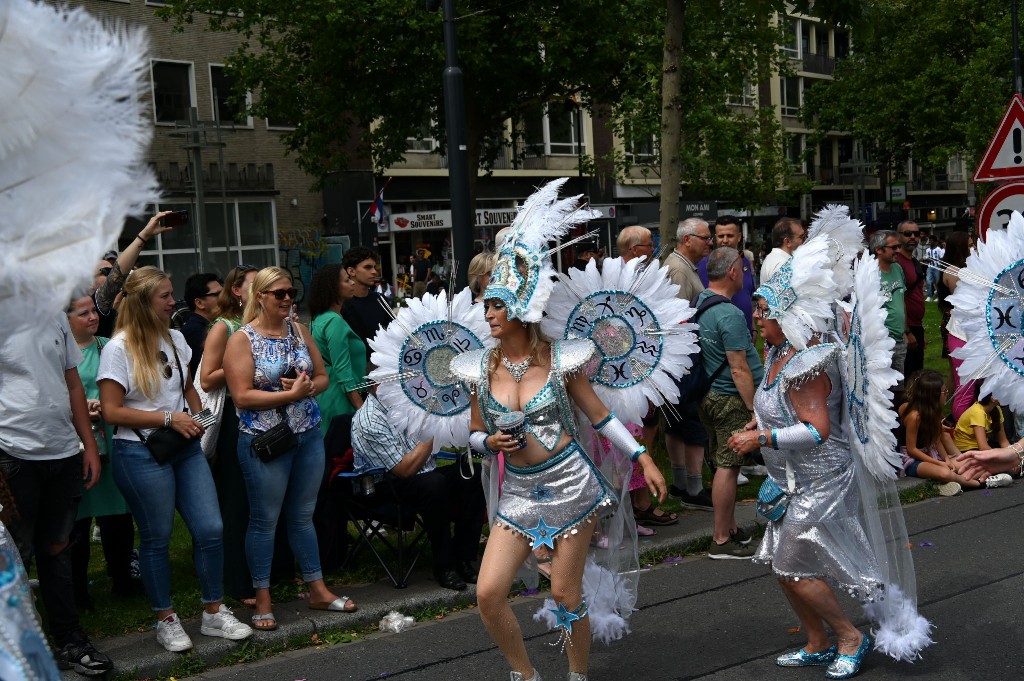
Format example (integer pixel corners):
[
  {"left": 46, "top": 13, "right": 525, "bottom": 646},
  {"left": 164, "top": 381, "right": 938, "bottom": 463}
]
[{"left": 974, "top": 94, "right": 1024, "bottom": 182}]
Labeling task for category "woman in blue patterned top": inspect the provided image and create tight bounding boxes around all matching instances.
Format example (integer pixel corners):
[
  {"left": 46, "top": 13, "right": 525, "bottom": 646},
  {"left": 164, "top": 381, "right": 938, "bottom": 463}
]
[{"left": 224, "top": 267, "right": 358, "bottom": 631}]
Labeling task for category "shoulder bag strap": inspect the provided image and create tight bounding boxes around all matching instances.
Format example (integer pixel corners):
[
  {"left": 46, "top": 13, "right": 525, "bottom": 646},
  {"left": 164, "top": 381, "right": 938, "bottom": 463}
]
[
  {"left": 695, "top": 295, "right": 732, "bottom": 379},
  {"left": 132, "top": 338, "right": 187, "bottom": 442}
]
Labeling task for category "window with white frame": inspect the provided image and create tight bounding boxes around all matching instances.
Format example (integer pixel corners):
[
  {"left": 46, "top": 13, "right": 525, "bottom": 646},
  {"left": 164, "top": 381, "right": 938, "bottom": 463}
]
[
  {"left": 123, "top": 200, "right": 278, "bottom": 289},
  {"left": 522, "top": 104, "right": 585, "bottom": 156},
  {"left": 780, "top": 76, "right": 801, "bottom": 117},
  {"left": 623, "top": 122, "right": 657, "bottom": 162},
  {"left": 726, "top": 80, "right": 757, "bottom": 107},
  {"left": 946, "top": 155, "right": 965, "bottom": 182},
  {"left": 151, "top": 60, "right": 195, "bottom": 124},
  {"left": 405, "top": 121, "right": 437, "bottom": 152},
  {"left": 785, "top": 133, "right": 806, "bottom": 173},
  {"left": 209, "top": 65, "right": 251, "bottom": 126},
  {"left": 781, "top": 17, "right": 800, "bottom": 57}
]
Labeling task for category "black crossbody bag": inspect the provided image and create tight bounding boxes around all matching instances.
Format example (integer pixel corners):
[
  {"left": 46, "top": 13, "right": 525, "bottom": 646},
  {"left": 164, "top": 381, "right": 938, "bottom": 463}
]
[
  {"left": 134, "top": 343, "right": 194, "bottom": 464},
  {"left": 250, "top": 406, "right": 297, "bottom": 462},
  {"left": 249, "top": 322, "right": 299, "bottom": 462}
]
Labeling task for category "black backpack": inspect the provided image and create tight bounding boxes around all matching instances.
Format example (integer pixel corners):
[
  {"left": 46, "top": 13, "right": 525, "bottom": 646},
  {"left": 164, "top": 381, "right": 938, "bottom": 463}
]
[{"left": 672, "top": 294, "right": 732, "bottom": 403}]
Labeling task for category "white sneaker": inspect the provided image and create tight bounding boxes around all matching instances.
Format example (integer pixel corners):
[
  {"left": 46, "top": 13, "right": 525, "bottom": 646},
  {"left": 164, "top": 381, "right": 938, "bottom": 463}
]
[
  {"left": 985, "top": 473, "right": 1014, "bottom": 488},
  {"left": 156, "top": 613, "right": 193, "bottom": 652},
  {"left": 936, "top": 481, "right": 962, "bottom": 496},
  {"left": 740, "top": 465, "right": 768, "bottom": 476},
  {"left": 200, "top": 604, "right": 253, "bottom": 641},
  {"left": 737, "top": 473, "right": 750, "bottom": 486}
]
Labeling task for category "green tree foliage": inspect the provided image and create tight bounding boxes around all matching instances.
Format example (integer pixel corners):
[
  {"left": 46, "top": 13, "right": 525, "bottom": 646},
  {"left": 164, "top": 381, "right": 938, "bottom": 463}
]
[
  {"left": 616, "top": 0, "right": 802, "bottom": 214},
  {"left": 802, "top": 0, "right": 1015, "bottom": 182},
  {"left": 161, "top": 0, "right": 653, "bottom": 185}
]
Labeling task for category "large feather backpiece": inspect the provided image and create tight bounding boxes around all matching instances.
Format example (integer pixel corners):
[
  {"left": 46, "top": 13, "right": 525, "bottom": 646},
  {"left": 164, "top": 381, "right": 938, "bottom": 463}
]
[
  {"left": 947, "top": 211, "right": 1024, "bottom": 412},
  {"left": 368, "top": 289, "right": 493, "bottom": 449},
  {"left": 0, "top": 0, "right": 159, "bottom": 323},
  {"left": 842, "top": 254, "right": 902, "bottom": 482},
  {"left": 541, "top": 257, "right": 698, "bottom": 424}
]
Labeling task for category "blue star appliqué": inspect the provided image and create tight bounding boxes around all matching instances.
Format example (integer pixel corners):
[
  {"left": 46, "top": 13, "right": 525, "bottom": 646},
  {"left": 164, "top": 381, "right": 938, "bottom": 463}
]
[
  {"left": 529, "top": 484, "right": 553, "bottom": 501},
  {"left": 524, "top": 517, "right": 558, "bottom": 550},
  {"left": 549, "top": 601, "right": 583, "bottom": 635}
]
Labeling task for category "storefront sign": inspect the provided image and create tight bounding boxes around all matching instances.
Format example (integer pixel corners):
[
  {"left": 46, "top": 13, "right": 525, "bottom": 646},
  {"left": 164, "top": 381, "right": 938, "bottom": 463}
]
[{"left": 388, "top": 208, "right": 519, "bottom": 232}]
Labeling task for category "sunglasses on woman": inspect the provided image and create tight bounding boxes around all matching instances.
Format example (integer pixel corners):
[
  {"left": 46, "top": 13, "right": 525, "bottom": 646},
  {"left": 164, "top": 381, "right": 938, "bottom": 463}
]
[
  {"left": 158, "top": 350, "right": 173, "bottom": 379},
  {"left": 263, "top": 287, "right": 298, "bottom": 300}
]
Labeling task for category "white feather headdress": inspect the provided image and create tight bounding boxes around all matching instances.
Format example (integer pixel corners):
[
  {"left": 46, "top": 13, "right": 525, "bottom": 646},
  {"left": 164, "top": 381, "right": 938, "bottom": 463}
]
[
  {"left": 484, "top": 178, "right": 601, "bottom": 323},
  {"left": 755, "top": 205, "right": 865, "bottom": 350},
  {"left": 0, "top": 0, "right": 159, "bottom": 322}
]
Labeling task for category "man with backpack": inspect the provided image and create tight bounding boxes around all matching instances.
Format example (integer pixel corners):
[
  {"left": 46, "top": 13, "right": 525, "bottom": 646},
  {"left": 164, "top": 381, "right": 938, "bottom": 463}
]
[
  {"left": 663, "top": 218, "right": 714, "bottom": 510},
  {"left": 696, "top": 248, "right": 764, "bottom": 560}
]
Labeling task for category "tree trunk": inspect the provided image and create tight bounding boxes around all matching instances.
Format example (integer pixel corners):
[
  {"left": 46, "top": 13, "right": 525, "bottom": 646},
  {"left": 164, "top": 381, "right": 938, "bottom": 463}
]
[{"left": 659, "top": 0, "right": 686, "bottom": 252}]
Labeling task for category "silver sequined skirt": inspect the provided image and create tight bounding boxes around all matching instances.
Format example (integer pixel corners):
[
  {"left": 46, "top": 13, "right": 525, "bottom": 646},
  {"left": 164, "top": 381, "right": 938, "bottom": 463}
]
[{"left": 495, "top": 440, "right": 616, "bottom": 546}]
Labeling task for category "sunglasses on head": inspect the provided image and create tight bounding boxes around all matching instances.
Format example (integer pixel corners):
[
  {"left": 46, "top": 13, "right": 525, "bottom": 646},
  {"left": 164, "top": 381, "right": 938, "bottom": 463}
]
[
  {"left": 158, "top": 350, "right": 173, "bottom": 379},
  {"left": 237, "top": 264, "right": 259, "bottom": 273},
  {"left": 263, "top": 287, "right": 298, "bottom": 300}
]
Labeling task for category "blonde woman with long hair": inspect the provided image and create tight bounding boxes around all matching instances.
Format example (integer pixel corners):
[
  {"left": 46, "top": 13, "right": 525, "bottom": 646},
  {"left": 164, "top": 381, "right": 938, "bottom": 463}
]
[
  {"left": 224, "top": 267, "right": 357, "bottom": 632},
  {"left": 98, "top": 267, "right": 252, "bottom": 652}
]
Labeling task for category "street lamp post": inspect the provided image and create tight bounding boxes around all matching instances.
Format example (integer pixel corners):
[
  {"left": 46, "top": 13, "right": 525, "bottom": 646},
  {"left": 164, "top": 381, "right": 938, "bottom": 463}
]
[{"left": 431, "top": 0, "right": 472, "bottom": 290}]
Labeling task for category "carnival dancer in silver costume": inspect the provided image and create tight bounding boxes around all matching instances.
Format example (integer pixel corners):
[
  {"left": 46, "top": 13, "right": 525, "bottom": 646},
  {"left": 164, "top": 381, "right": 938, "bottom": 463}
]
[
  {"left": 728, "top": 206, "right": 932, "bottom": 679},
  {"left": 451, "top": 180, "right": 667, "bottom": 681}
]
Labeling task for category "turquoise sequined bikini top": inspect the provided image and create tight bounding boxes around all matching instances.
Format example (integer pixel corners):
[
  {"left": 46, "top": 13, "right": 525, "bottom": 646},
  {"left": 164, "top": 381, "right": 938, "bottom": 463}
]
[
  {"left": 484, "top": 379, "right": 564, "bottom": 450},
  {"left": 450, "top": 338, "right": 596, "bottom": 451}
]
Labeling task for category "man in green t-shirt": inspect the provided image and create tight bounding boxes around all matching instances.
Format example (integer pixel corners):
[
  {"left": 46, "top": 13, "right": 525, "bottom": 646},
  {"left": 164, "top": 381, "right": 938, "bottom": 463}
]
[
  {"left": 872, "top": 230, "right": 907, "bottom": 401},
  {"left": 696, "top": 248, "right": 765, "bottom": 560}
]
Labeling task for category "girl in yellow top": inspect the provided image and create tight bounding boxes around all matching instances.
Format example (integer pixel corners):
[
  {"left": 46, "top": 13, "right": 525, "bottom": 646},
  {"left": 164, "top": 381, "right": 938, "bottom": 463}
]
[{"left": 954, "top": 393, "right": 1012, "bottom": 451}]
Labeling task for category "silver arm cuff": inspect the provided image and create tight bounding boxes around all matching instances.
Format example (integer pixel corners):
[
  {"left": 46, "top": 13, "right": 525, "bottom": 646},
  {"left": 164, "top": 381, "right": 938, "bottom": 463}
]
[
  {"left": 469, "top": 430, "right": 497, "bottom": 457},
  {"left": 771, "top": 422, "right": 824, "bottom": 450},
  {"left": 596, "top": 414, "right": 645, "bottom": 461}
]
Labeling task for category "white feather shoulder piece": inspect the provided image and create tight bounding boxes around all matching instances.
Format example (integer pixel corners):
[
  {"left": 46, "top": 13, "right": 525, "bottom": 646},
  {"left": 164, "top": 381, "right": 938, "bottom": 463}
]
[
  {"left": 0, "top": 0, "right": 159, "bottom": 323},
  {"left": 947, "top": 212, "right": 1024, "bottom": 411},
  {"left": 843, "top": 255, "right": 901, "bottom": 482},
  {"left": 542, "top": 257, "right": 698, "bottom": 424},
  {"left": 367, "top": 289, "right": 493, "bottom": 448}
]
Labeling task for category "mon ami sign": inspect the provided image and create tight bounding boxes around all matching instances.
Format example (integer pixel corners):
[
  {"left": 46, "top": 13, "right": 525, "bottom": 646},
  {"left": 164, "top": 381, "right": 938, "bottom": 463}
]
[{"left": 388, "top": 208, "right": 519, "bottom": 231}]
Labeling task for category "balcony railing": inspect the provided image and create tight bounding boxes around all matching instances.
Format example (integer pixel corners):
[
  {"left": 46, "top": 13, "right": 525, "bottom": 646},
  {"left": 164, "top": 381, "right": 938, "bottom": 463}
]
[
  {"left": 802, "top": 53, "right": 836, "bottom": 75},
  {"left": 152, "top": 161, "right": 276, "bottom": 193},
  {"left": 812, "top": 165, "right": 880, "bottom": 187},
  {"left": 910, "top": 174, "right": 967, "bottom": 191}
]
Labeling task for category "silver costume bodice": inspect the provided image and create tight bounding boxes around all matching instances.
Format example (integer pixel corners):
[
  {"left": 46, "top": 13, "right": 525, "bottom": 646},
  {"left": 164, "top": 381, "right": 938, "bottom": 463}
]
[
  {"left": 754, "top": 344, "right": 851, "bottom": 486},
  {"left": 484, "top": 379, "right": 565, "bottom": 450}
]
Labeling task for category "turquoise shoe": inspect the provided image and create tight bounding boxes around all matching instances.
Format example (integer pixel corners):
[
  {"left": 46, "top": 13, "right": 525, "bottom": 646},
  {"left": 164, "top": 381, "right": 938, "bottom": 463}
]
[
  {"left": 825, "top": 634, "right": 873, "bottom": 679},
  {"left": 775, "top": 645, "right": 838, "bottom": 667}
]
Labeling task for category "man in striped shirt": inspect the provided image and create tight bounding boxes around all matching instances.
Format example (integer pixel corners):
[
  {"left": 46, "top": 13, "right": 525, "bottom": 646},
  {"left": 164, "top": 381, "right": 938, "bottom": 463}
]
[{"left": 351, "top": 393, "right": 485, "bottom": 591}]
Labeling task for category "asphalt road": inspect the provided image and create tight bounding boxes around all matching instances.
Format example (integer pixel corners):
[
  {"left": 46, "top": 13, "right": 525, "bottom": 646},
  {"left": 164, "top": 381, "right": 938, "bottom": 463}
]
[{"left": 192, "top": 482, "right": 1024, "bottom": 681}]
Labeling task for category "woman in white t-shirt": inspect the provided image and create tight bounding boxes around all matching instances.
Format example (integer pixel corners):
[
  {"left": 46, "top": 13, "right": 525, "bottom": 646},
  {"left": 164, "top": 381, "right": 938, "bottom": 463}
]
[{"left": 98, "top": 267, "right": 252, "bottom": 653}]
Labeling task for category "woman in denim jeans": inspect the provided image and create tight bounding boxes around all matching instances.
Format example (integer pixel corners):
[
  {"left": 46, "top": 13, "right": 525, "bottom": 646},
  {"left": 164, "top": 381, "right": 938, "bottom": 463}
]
[
  {"left": 98, "top": 267, "right": 252, "bottom": 653},
  {"left": 224, "top": 267, "right": 357, "bottom": 631}
]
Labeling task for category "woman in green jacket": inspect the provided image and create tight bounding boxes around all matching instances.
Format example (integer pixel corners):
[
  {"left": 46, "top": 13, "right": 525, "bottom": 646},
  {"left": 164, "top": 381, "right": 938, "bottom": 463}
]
[{"left": 309, "top": 264, "right": 366, "bottom": 435}]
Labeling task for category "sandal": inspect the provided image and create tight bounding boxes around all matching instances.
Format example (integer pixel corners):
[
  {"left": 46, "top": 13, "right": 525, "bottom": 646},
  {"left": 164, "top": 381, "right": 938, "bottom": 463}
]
[
  {"left": 633, "top": 503, "right": 678, "bottom": 526},
  {"left": 251, "top": 612, "right": 278, "bottom": 631},
  {"left": 309, "top": 596, "right": 357, "bottom": 612}
]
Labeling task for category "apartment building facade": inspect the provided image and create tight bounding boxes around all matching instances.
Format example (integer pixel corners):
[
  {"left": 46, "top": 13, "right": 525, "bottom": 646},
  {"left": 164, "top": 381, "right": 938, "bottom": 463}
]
[{"left": 69, "top": 0, "right": 325, "bottom": 291}]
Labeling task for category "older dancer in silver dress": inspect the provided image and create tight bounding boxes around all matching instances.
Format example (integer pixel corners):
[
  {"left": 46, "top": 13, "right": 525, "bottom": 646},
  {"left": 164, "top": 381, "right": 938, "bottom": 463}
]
[{"left": 728, "top": 206, "right": 932, "bottom": 679}]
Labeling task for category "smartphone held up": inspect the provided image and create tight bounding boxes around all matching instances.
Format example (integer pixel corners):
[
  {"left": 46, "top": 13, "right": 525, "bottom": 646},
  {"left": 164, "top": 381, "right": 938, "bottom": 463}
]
[{"left": 159, "top": 210, "right": 189, "bottom": 228}]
